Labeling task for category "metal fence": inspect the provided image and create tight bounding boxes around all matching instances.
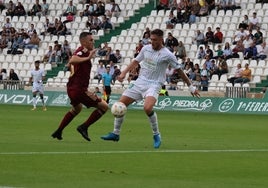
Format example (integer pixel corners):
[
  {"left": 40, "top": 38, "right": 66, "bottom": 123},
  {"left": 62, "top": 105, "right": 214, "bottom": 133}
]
[
  {"left": 225, "top": 85, "right": 251, "bottom": 98},
  {"left": 0, "top": 80, "right": 25, "bottom": 90}
]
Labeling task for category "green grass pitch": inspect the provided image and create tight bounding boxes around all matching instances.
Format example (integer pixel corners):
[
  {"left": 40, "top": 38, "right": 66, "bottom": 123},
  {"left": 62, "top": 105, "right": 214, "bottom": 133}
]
[{"left": 1, "top": 104, "right": 268, "bottom": 188}]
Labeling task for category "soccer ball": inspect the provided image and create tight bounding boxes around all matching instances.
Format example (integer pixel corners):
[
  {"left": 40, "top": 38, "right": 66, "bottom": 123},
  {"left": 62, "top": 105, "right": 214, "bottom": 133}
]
[{"left": 111, "top": 102, "right": 127, "bottom": 117}]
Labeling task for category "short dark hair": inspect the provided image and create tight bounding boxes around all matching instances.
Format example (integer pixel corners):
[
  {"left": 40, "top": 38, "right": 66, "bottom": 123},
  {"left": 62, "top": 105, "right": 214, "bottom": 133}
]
[
  {"left": 79, "top": 31, "right": 92, "bottom": 40},
  {"left": 35, "top": 60, "right": 40, "bottom": 64},
  {"left": 150, "top": 29, "right": 164, "bottom": 37}
]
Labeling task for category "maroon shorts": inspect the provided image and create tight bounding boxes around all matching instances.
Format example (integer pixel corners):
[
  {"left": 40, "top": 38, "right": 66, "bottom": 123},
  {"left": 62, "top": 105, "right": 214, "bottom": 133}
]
[{"left": 67, "top": 89, "right": 102, "bottom": 108}]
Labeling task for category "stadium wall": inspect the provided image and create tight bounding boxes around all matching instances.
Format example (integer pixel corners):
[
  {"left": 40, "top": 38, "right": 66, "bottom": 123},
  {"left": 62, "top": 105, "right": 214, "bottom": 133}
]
[{"left": 1, "top": 90, "right": 268, "bottom": 115}]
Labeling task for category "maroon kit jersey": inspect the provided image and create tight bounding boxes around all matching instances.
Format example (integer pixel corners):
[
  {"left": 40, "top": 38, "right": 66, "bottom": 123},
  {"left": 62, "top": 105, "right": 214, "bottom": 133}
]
[{"left": 67, "top": 46, "right": 92, "bottom": 91}]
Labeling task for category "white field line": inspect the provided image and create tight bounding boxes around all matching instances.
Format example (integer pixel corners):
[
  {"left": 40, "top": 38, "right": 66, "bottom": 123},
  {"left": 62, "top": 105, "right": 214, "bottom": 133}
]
[{"left": 1, "top": 149, "right": 268, "bottom": 155}]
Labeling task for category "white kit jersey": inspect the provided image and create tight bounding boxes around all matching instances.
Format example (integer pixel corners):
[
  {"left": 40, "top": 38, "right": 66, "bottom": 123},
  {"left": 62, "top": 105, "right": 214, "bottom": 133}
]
[
  {"left": 134, "top": 44, "right": 181, "bottom": 84},
  {"left": 31, "top": 68, "right": 45, "bottom": 84},
  {"left": 31, "top": 68, "right": 45, "bottom": 93}
]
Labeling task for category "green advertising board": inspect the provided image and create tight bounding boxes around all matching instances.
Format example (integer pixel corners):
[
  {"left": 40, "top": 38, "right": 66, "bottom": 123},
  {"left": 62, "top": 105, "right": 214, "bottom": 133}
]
[{"left": 0, "top": 90, "right": 268, "bottom": 114}]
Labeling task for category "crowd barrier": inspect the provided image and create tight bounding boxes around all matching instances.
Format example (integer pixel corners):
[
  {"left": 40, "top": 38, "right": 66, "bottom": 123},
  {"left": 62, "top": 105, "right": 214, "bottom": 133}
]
[
  {"left": 225, "top": 85, "right": 250, "bottom": 98},
  {"left": 0, "top": 80, "right": 25, "bottom": 90}
]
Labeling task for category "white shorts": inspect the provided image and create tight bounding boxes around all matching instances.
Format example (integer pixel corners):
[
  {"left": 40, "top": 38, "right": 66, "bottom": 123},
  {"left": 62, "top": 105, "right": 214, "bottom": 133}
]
[
  {"left": 122, "top": 78, "right": 162, "bottom": 102},
  {"left": 32, "top": 82, "right": 44, "bottom": 94}
]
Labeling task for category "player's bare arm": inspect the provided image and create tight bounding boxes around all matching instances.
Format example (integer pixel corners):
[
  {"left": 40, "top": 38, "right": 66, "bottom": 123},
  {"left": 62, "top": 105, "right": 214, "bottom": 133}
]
[
  {"left": 177, "top": 69, "right": 200, "bottom": 98},
  {"left": 118, "top": 60, "right": 139, "bottom": 82},
  {"left": 69, "top": 49, "right": 97, "bottom": 64},
  {"left": 27, "top": 77, "right": 33, "bottom": 86}
]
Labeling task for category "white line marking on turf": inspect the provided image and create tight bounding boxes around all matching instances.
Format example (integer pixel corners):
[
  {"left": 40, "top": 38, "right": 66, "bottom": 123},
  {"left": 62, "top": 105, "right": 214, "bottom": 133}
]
[{"left": 1, "top": 149, "right": 268, "bottom": 155}]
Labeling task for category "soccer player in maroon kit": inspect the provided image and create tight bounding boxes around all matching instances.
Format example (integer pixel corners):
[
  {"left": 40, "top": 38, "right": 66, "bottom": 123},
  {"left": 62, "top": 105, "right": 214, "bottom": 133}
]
[{"left": 51, "top": 32, "right": 109, "bottom": 141}]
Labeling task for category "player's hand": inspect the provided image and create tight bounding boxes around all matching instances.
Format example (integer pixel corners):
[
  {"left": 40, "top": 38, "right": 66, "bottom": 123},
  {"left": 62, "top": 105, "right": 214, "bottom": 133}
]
[
  {"left": 117, "top": 73, "right": 126, "bottom": 82},
  {"left": 89, "top": 49, "right": 98, "bottom": 59},
  {"left": 189, "top": 85, "right": 200, "bottom": 98}
]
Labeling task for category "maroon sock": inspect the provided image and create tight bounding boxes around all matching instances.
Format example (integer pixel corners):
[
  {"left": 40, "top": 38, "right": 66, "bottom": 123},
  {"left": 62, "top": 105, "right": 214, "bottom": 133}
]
[
  {"left": 83, "top": 109, "right": 105, "bottom": 128},
  {"left": 58, "top": 111, "right": 76, "bottom": 131}
]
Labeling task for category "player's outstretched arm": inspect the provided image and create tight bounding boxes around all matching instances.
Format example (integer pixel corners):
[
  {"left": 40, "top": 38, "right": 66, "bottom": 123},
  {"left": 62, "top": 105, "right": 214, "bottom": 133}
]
[
  {"left": 117, "top": 60, "right": 139, "bottom": 82},
  {"left": 69, "top": 49, "right": 97, "bottom": 64},
  {"left": 177, "top": 69, "right": 200, "bottom": 98}
]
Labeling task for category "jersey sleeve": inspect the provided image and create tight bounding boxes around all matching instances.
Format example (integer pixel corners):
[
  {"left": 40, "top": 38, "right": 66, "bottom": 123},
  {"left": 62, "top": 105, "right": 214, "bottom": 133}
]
[
  {"left": 168, "top": 49, "right": 182, "bottom": 70},
  {"left": 73, "top": 46, "right": 84, "bottom": 57}
]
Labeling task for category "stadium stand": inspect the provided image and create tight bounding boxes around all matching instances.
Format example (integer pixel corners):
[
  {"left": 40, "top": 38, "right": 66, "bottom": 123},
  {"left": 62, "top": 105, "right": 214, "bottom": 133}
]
[{"left": 0, "top": 0, "right": 268, "bottom": 96}]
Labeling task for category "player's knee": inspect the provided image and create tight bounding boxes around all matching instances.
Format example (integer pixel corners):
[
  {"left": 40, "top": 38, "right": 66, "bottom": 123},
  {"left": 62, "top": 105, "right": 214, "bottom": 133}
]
[
  {"left": 70, "top": 108, "right": 80, "bottom": 116},
  {"left": 143, "top": 106, "right": 153, "bottom": 115},
  {"left": 98, "top": 108, "right": 107, "bottom": 115},
  {"left": 71, "top": 104, "right": 82, "bottom": 115},
  {"left": 99, "top": 101, "right": 109, "bottom": 112}
]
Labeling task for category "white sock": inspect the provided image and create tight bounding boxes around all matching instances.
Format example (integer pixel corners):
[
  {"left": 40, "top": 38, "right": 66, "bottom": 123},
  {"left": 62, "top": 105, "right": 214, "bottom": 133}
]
[
  {"left": 33, "top": 97, "right": 37, "bottom": 107},
  {"left": 148, "top": 112, "right": 160, "bottom": 135},
  {"left": 42, "top": 99, "right": 45, "bottom": 107},
  {"left": 113, "top": 116, "right": 125, "bottom": 135}
]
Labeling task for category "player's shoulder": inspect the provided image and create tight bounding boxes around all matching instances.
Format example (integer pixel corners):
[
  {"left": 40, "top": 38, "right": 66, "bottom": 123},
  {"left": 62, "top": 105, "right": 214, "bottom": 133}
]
[
  {"left": 141, "top": 44, "right": 153, "bottom": 51},
  {"left": 161, "top": 46, "right": 171, "bottom": 52},
  {"left": 73, "top": 46, "right": 84, "bottom": 56},
  {"left": 161, "top": 46, "right": 174, "bottom": 55},
  {"left": 40, "top": 68, "right": 45, "bottom": 73}
]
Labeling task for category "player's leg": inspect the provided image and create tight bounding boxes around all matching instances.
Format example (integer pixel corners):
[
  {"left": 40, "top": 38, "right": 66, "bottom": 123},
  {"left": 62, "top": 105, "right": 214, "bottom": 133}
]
[
  {"left": 39, "top": 92, "right": 46, "bottom": 111},
  {"left": 31, "top": 91, "right": 38, "bottom": 110},
  {"left": 77, "top": 91, "right": 108, "bottom": 141},
  {"left": 144, "top": 96, "right": 159, "bottom": 133},
  {"left": 79, "top": 92, "right": 109, "bottom": 128},
  {"left": 101, "top": 95, "right": 135, "bottom": 141},
  {"left": 51, "top": 103, "right": 82, "bottom": 140},
  {"left": 144, "top": 86, "right": 162, "bottom": 148}
]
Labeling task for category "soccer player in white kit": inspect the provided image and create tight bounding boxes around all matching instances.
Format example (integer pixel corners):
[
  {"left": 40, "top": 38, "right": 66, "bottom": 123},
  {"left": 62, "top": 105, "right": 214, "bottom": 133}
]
[
  {"left": 29, "top": 60, "right": 47, "bottom": 111},
  {"left": 101, "top": 29, "right": 200, "bottom": 148}
]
